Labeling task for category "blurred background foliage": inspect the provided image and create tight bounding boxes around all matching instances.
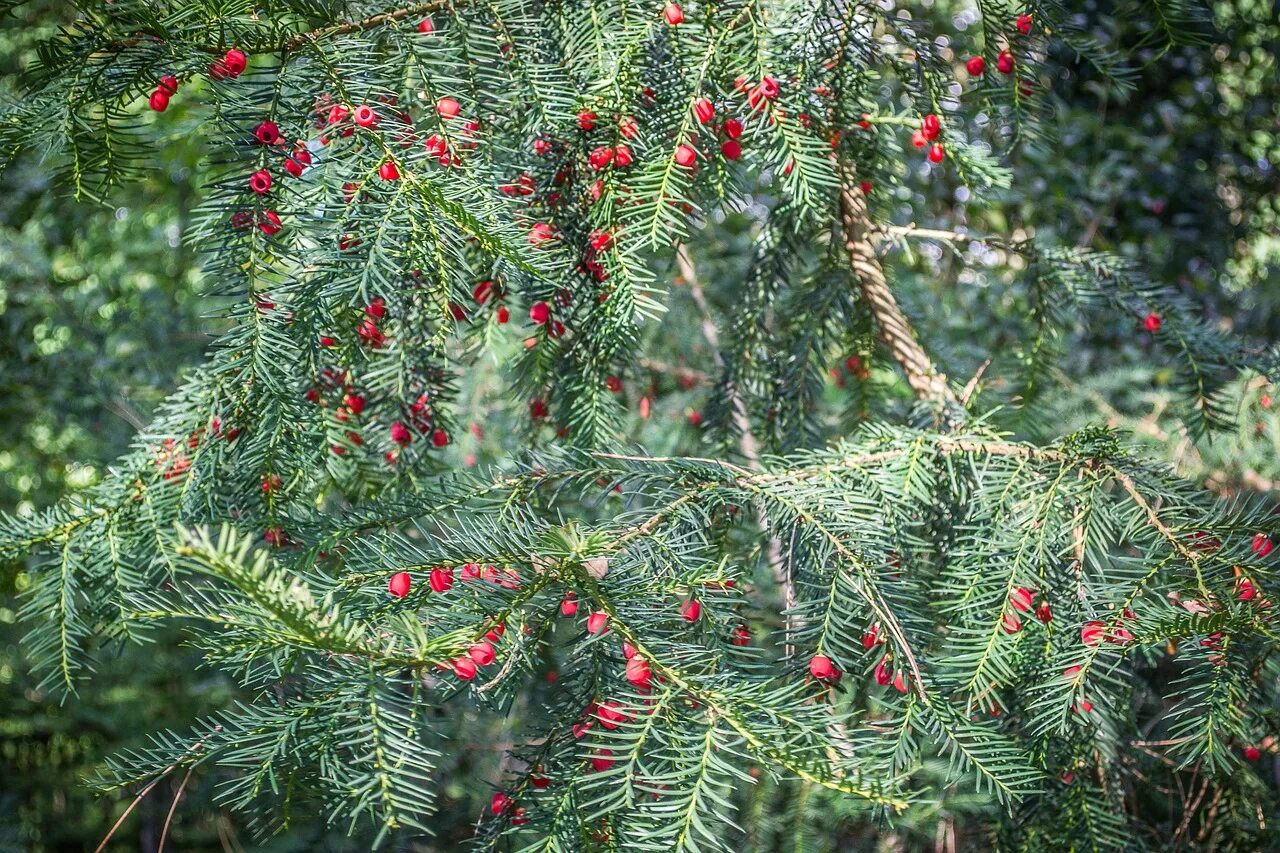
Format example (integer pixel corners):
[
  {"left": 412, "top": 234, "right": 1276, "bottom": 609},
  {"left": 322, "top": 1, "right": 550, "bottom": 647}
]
[{"left": 0, "top": 0, "right": 1276, "bottom": 850}]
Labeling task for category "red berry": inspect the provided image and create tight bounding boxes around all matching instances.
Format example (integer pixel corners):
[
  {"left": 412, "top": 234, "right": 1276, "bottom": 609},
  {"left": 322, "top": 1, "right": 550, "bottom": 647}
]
[
  {"left": 1016, "top": 14, "right": 1033, "bottom": 34},
  {"left": 249, "top": 170, "right": 272, "bottom": 194},
  {"left": 721, "top": 139, "right": 741, "bottom": 160},
  {"left": 496, "top": 305, "right": 510, "bottom": 324},
  {"left": 591, "top": 750, "right": 615, "bottom": 771},
  {"left": 1245, "top": 745, "right": 1262, "bottom": 762},
  {"left": 533, "top": 137, "right": 551, "bottom": 155},
  {"left": 874, "top": 656, "right": 892, "bottom": 685},
  {"left": 253, "top": 121, "right": 282, "bottom": 145},
  {"left": 997, "top": 50, "right": 1015, "bottom": 74},
  {"left": 431, "top": 428, "right": 449, "bottom": 447},
  {"left": 664, "top": 3, "right": 684, "bottom": 25},
  {"left": 429, "top": 566, "right": 454, "bottom": 592},
  {"left": 343, "top": 393, "right": 366, "bottom": 414},
  {"left": 1081, "top": 621, "right": 1105, "bottom": 646},
  {"left": 354, "top": 104, "right": 377, "bottom": 127},
  {"left": 619, "top": 116, "right": 639, "bottom": 138},
  {"left": 379, "top": 161, "right": 400, "bottom": 181},
  {"left": 809, "top": 654, "right": 838, "bottom": 680},
  {"left": 418, "top": 18, "right": 434, "bottom": 34},
  {"left": 390, "top": 421, "right": 412, "bottom": 446},
  {"left": 223, "top": 49, "right": 248, "bottom": 76},
  {"left": 758, "top": 75, "right": 780, "bottom": 99},
  {"left": 561, "top": 595, "right": 579, "bottom": 616},
  {"left": 158, "top": 75, "right": 179, "bottom": 95},
  {"left": 922, "top": 113, "right": 941, "bottom": 140},
  {"left": 1001, "top": 612, "right": 1022, "bottom": 634},
  {"left": 388, "top": 571, "right": 412, "bottom": 598},
  {"left": 693, "top": 97, "right": 714, "bottom": 123},
  {"left": 577, "top": 110, "right": 597, "bottom": 130},
  {"left": 528, "top": 223, "right": 555, "bottom": 245},
  {"left": 911, "top": 129, "right": 927, "bottom": 148},
  {"left": 597, "top": 701, "right": 627, "bottom": 729},
  {"left": 681, "top": 599, "right": 701, "bottom": 622},
  {"left": 491, "top": 792, "right": 511, "bottom": 814},
  {"left": 606, "top": 375, "right": 622, "bottom": 393},
  {"left": 436, "top": 97, "right": 461, "bottom": 119},
  {"left": 469, "top": 641, "right": 496, "bottom": 666},
  {"left": 613, "top": 144, "right": 633, "bottom": 168},
  {"left": 723, "top": 118, "right": 743, "bottom": 139},
  {"left": 859, "top": 180, "right": 873, "bottom": 194},
  {"left": 1253, "top": 533, "right": 1273, "bottom": 558},
  {"left": 927, "top": 143, "right": 945, "bottom": 163},
  {"left": 625, "top": 656, "right": 651, "bottom": 686},
  {"left": 366, "top": 297, "right": 387, "bottom": 318},
  {"left": 149, "top": 88, "right": 172, "bottom": 112},
  {"left": 588, "top": 146, "right": 614, "bottom": 170},
  {"left": 452, "top": 657, "right": 477, "bottom": 679},
  {"left": 1011, "top": 587, "right": 1034, "bottom": 612},
  {"left": 674, "top": 144, "right": 697, "bottom": 167},
  {"left": 1143, "top": 313, "right": 1162, "bottom": 333},
  {"left": 258, "top": 210, "right": 282, "bottom": 235},
  {"left": 284, "top": 148, "right": 312, "bottom": 177},
  {"left": 529, "top": 301, "right": 551, "bottom": 324},
  {"left": 586, "top": 611, "right": 610, "bottom": 635},
  {"left": 731, "top": 625, "right": 750, "bottom": 646},
  {"left": 966, "top": 55, "right": 986, "bottom": 76}
]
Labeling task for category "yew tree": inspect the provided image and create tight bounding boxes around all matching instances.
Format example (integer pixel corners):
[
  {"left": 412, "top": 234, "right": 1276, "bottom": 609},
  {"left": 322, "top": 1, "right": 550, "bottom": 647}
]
[{"left": 2, "top": 0, "right": 1279, "bottom": 850}]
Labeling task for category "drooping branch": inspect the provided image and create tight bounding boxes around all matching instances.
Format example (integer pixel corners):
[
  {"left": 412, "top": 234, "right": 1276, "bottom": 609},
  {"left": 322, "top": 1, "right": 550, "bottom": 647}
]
[{"left": 837, "top": 166, "right": 960, "bottom": 408}]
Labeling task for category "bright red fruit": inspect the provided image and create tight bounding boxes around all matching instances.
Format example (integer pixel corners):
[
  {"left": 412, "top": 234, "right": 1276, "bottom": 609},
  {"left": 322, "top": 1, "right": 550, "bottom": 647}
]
[
  {"left": 388, "top": 571, "right": 412, "bottom": 598},
  {"left": 149, "top": 90, "right": 170, "bottom": 112},
  {"left": 625, "top": 656, "right": 651, "bottom": 686},
  {"left": 284, "top": 148, "right": 312, "bottom": 177},
  {"left": 431, "top": 428, "right": 449, "bottom": 447},
  {"left": 721, "top": 140, "right": 741, "bottom": 160},
  {"left": 1081, "top": 621, "right": 1105, "bottom": 646},
  {"left": 1016, "top": 14, "right": 1033, "bottom": 34},
  {"left": 1253, "top": 533, "right": 1274, "bottom": 557},
  {"left": 586, "top": 611, "right": 609, "bottom": 634},
  {"left": 927, "top": 143, "right": 945, "bottom": 163},
  {"left": 436, "top": 97, "right": 462, "bottom": 119},
  {"left": 429, "top": 566, "right": 454, "bottom": 593},
  {"left": 693, "top": 98, "right": 714, "bottom": 123},
  {"left": 997, "top": 50, "right": 1015, "bottom": 74},
  {"left": 966, "top": 55, "right": 986, "bottom": 76},
  {"left": 469, "top": 641, "right": 496, "bottom": 666},
  {"left": 390, "top": 421, "right": 412, "bottom": 446},
  {"left": 674, "top": 144, "right": 697, "bottom": 167},
  {"left": 223, "top": 49, "right": 248, "bottom": 76},
  {"left": 253, "top": 121, "right": 282, "bottom": 145},
  {"left": 922, "top": 114, "right": 941, "bottom": 140},
  {"left": 1143, "top": 313, "right": 1162, "bottom": 332},
  {"left": 249, "top": 170, "right": 272, "bottom": 194},
  {"left": 379, "top": 161, "right": 400, "bottom": 181},
  {"left": 809, "top": 654, "right": 838, "bottom": 680},
  {"left": 664, "top": 3, "right": 684, "bottom": 24},
  {"left": 680, "top": 599, "right": 701, "bottom": 622},
  {"left": 529, "top": 301, "right": 551, "bottom": 324}
]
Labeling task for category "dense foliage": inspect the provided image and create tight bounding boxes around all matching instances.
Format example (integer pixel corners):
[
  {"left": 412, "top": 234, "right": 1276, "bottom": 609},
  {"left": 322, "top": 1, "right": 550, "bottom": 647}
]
[{"left": 1, "top": 0, "right": 1279, "bottom": 850}]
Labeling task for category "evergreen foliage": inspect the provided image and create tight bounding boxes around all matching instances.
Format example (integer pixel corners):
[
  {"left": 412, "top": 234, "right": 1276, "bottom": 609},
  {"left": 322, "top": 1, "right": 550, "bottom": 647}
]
[{"left": 2, "top": 0, "right": 1279, "bottom": 849}]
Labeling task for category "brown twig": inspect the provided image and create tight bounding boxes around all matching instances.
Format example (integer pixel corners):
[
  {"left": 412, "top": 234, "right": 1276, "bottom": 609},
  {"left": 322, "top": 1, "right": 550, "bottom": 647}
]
[{"left": 837, "top": 165, "right": 959, "bottom": 408}]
